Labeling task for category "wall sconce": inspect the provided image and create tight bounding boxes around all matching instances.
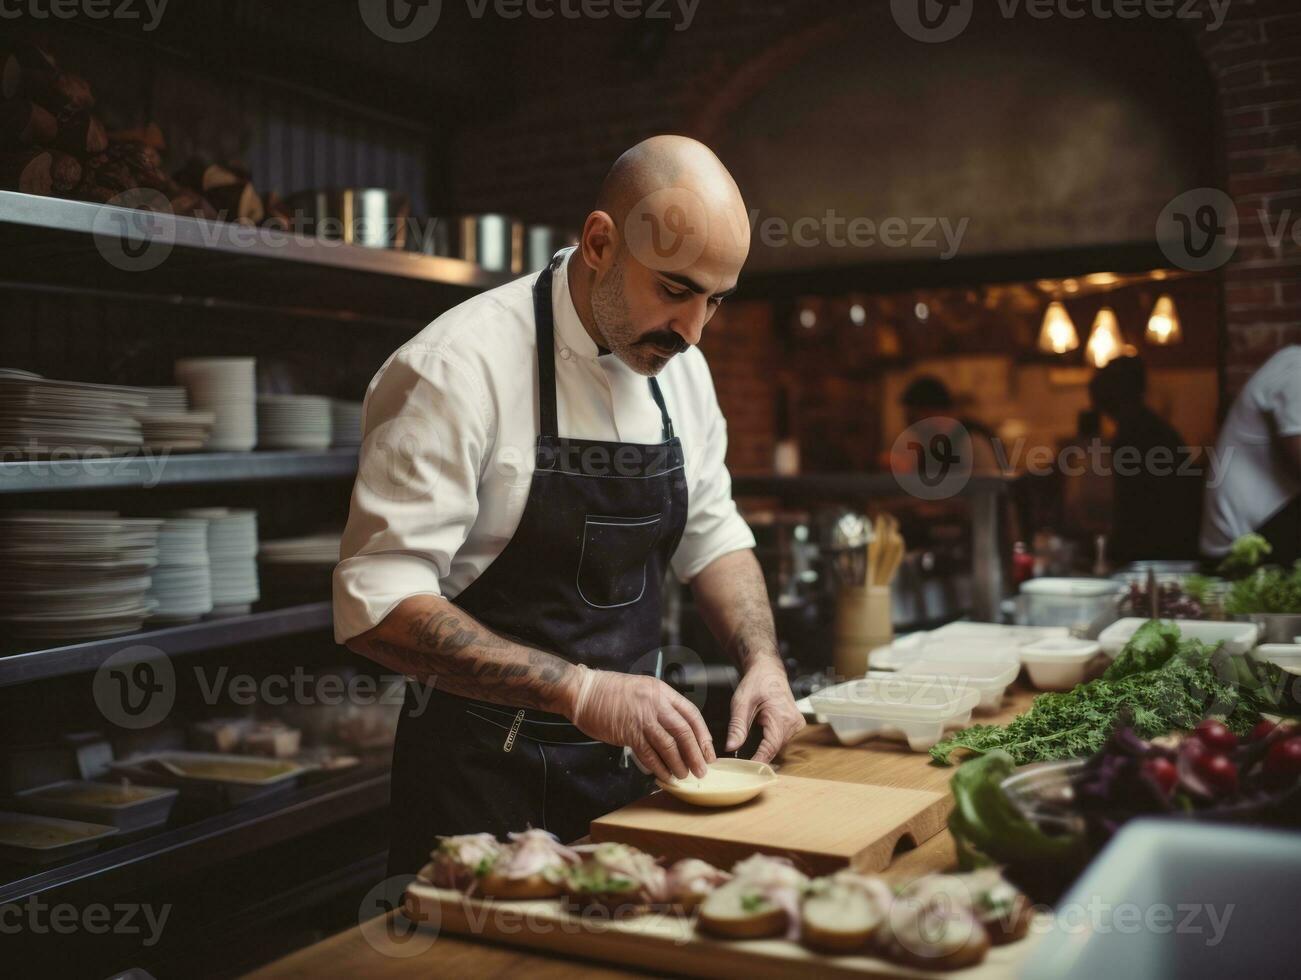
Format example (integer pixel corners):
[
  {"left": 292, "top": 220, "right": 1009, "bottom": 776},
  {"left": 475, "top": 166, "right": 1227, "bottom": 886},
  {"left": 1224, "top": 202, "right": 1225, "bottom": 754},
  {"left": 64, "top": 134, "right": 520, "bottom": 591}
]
[
  {"left": 1038, "top": 301, "right": 1080, "bottom": 354},
  {"left": 1146, "top": 294, "right": 1183, "bottom": 345},
  {"left": 1086, "top": 307, "right": 1124, "bottom": 368}
]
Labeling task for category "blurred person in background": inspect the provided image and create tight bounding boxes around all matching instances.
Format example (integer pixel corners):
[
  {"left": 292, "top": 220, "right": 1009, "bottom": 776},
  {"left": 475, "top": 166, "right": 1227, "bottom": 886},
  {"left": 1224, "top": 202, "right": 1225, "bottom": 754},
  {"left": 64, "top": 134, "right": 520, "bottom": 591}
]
[
  {"left": 889, "top": 375, "right": 1003, "bottom": 475},
  {"left": 1200, "top": 346, "right": 1301, "bottom": 566},
  {"left": 1089, "top": 355, "right": 1201, "bottom": 563}
]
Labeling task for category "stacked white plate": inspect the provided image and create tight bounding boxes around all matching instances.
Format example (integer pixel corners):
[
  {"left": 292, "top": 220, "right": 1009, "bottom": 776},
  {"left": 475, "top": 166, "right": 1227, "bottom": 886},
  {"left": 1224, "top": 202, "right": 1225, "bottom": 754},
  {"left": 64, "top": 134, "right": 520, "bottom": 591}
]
[
  {"left": 0, "top": 511, "right": 161, "bottom": 640},
  {"left": 0, "top": 375, "right": 147, "bottom": 457},
  {"left": 174, "top": 358, "right": 257, "bottom": 451},
  {"left": 259, "top": 532, "right": 340, "bottom": 602},
  {"left": 258, "top": 532, "right": 341, "bottom": 564},
  {"left": 172, "top": 508, "right": 259, "bottom": 614},
  {"left": 135, "top": 410, "right": 216, "bottom": 452},
  {"left": 257, "top": 395, "right": 332, "bottom": 450},
  {"left": 330, "top": 400, "right": 363, "bottom": 448},
  {"left": 146, "top": 517, "right": 213, "bottom": 623}
]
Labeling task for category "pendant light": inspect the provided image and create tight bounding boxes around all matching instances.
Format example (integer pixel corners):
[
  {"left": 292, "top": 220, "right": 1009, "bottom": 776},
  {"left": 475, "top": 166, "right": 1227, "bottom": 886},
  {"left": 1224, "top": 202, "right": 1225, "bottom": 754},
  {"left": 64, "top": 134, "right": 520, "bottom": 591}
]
[
  {"left": 1086, "top": 307, "right": 1124, "bottom": 368},
  {"left": 1038, "top": 301, "right": 1079, "bottom": 354},
  {"left": 1146, "top": 294, "right": 1183, "bottom": 345}
]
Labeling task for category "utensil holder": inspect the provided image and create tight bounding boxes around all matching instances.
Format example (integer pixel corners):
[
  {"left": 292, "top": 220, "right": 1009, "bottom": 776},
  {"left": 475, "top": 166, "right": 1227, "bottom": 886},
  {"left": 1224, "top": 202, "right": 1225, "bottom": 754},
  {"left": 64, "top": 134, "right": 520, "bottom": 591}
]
[{"left": 834, "top": 584, "right": 893, "bottom": 679}]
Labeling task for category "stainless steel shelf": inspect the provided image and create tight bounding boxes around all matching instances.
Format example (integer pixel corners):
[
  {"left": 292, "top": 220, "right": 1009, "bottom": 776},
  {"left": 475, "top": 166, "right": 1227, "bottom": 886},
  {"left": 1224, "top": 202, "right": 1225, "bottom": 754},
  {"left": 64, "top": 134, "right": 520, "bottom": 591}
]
[
  {"left": 0, "top": 448, "right": 358, "bottom": 493},
  {"left": 0, "top": 191, "right": 512, "bottom": 324},
  {"left": 0, "top": 601, "right": 333, "bottom": 688},
  {"left": 0, "top": 766, "right": 390, "bottom": 905}
]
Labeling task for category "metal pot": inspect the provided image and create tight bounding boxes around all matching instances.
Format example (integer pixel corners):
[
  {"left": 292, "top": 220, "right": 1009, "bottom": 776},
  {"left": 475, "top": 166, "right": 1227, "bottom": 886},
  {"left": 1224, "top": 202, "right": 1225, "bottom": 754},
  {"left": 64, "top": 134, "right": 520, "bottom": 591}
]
[
  {"left": 1238, "top": 613, "right": 1301, "bottom": 644},
  {"left": 284, "top": 188, "right": 411, "bottom": 250},
  {"left": 525, "top": 224, "right": 577, "bottom": 272},
  {"left": 429, "top": 214, "right": 525, "bottom": 273}
]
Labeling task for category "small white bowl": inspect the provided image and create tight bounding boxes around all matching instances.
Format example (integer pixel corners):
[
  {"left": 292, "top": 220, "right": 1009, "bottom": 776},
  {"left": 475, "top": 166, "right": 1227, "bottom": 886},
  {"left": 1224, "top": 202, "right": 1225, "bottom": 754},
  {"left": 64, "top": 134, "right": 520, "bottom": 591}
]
[
  {"left": 1020, "top": 638, "right": 1103, "bottom": 691},
  {"left": 656, "top": 758, "right": 777, "bottom": 808}
]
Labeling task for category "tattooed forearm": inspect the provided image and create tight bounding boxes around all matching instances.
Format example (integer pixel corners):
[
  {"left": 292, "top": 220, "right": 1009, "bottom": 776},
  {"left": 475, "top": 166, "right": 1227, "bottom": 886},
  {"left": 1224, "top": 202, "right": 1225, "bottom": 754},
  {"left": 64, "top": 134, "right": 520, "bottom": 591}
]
[
  {"left": 346, "top": 595, "right": 578, "bottom": 714},
  {"left": 690, "top": 549, "right": 781, "bottom": 671}
]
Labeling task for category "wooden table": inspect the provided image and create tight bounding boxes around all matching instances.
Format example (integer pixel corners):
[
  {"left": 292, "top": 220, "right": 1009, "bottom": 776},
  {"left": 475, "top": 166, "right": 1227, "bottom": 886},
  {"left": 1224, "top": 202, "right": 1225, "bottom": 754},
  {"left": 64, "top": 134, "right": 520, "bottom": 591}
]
[{"left": 247, "top": 689, "right": 1037, "bottom": 979}]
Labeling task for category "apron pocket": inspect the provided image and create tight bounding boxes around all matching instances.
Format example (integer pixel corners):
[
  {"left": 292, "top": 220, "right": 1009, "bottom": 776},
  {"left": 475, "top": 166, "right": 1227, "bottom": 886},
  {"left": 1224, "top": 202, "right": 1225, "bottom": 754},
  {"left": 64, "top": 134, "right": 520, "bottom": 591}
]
[{"left": 576, "top": 512, "right": 663, "bottom": 609}]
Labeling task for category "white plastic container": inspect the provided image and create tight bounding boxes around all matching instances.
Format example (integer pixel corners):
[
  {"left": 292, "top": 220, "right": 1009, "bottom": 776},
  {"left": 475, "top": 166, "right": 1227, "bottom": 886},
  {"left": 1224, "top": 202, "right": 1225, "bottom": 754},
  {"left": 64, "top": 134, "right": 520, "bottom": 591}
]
[
  {"left": 1019, "top": 638, "right": 1104, "bottom": 691},
  {"left": 1098, "top": 617, "right": 1260, "bottom": 659},
  {"left": 926, "top": 621, "right": 1071, "bottom": 644},
  {"left": 808, "top": 673, "right": 982, "bottom": 751},
  {"left": 899, "top": 656, "right": 1020, "bottom": 712},
  {"left": 1016, "top": 577, "right": 1123, "bottom": 632},
  {"left": 1250, "top": 643, "right": 1301, "bottom": 675}
]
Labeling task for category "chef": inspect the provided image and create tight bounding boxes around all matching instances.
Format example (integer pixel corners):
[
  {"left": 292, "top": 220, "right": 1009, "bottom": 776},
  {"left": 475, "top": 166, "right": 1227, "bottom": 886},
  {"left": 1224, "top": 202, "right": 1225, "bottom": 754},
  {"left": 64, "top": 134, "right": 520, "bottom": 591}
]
[
  {"left": 333, "top": 136, "right": 804, "bottom": 876},
  {"left": 1201, "top": 345, "right": 1301, "bottom": 566}
]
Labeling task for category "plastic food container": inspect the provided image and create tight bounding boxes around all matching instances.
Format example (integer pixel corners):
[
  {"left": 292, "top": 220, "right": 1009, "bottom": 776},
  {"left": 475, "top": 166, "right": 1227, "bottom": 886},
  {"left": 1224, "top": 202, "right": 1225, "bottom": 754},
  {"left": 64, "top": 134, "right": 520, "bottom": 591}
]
[
  {"left": 898, "top": 655, "right": 1020, "bottom": 712},
  {"left": 1098, "top": 618, "right": 1260, "bottom": 659},
  {"left": 0, "top": 810, "right": 119, "bottom": 865},
  {"left": 926, "top": 621, "right": 1072, "bottom": 645},
  {"left": 808, "top": 673, "right": 982, "bottom": 751},
  {"left": 1016, "top": 578, "right": 1123, "bottom": 633},
  {"left": 107, "top": 752, "right": 309, "bottom": 806},
  {"left": 15, "top": 780, "right": 178, "bottom": 833},
  {"left": 1019, "top": 638, "right": 1104, "bottom": 691},
  {"left": 1250, "top": 644, "right": 1301, "bottom": 675}
]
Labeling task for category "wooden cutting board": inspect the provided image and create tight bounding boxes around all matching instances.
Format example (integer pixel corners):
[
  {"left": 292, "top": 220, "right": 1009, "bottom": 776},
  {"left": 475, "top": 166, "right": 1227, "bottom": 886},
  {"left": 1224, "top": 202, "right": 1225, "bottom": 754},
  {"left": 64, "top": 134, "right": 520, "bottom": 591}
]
[
  {"left": 589, "top": 774, "right": 950, "bottom": 876},
  {"left": 402, "top": 883, "right": 1044, "bottom": 980}
]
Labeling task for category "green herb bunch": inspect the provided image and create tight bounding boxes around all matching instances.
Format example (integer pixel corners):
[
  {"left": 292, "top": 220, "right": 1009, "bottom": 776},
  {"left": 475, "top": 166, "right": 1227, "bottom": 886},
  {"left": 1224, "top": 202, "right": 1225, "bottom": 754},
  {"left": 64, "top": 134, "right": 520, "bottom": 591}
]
[{"left": 930, "top": 620, "right": 1300, "bottom": 766}]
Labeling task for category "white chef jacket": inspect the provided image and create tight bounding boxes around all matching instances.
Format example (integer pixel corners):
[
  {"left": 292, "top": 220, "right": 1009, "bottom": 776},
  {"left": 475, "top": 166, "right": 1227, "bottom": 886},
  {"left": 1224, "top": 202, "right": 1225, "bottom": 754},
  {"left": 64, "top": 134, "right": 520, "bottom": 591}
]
[
  {"left": 332, "top": 247, "right": 756, "bottom": 644},
  {"left": 1200, "top": 346, "right": 1301, "bottom": 555}
]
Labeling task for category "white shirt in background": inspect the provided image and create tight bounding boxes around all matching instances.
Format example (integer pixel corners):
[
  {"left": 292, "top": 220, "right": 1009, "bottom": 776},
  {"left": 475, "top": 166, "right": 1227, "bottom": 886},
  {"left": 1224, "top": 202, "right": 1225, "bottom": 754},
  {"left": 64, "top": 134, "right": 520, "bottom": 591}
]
[
  {"left": 1200, "top": 346, "right": 1301, "bottom": 555},
  {"left": 332, "top": 248, "right": 756, "bottom": 644}
]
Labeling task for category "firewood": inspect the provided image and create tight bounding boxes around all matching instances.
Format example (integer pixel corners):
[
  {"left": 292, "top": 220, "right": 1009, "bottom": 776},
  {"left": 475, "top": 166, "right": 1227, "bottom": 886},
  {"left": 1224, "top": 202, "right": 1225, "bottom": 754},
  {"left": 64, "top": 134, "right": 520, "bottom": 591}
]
[
  {"left": 0, "top": 40, "right": 58, "bottom": 102},
  {"left": 170, "top": 188, "right": 217, "bottom": 220},
  {"left": 0, "top": 149, "right": 53, "bottom": 194},
  {"left": 53, "top": 108, "right": 108, "bottom": 155},
  {"left": 109, "top": 122, "right": 166, "bottom": 151},
  {"left": 174, "top": 158, "right": 241, "bottom": 193},
  {"left": 261, "top": 191, "right": 293, "bottom": 231},
  {"left": 206, "top": 180, "right": 264, "bottom": 224},
  {"left": 49, "top": 149, "right": 81, "bottom": 192},
  {"left": 0, "top": 98, "right": 58, "bottom": 147}
]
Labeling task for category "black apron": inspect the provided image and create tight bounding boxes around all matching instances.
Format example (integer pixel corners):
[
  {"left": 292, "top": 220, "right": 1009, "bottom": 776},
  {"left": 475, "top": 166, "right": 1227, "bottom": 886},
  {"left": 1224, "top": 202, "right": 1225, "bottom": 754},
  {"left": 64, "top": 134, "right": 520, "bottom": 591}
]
[
  {"left": 386, "top": 254, "right": 690, "bottom": 876},
  {"left": 1256, "top": 492, "right": 1301, "bottom": 567}
]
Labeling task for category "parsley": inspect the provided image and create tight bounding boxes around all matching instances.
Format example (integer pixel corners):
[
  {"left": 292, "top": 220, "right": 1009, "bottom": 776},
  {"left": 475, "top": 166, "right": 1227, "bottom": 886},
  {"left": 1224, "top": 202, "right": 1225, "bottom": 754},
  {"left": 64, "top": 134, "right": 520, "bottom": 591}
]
[
  {"left": 930, "top": 621, "right": 1295, "bottom": 766},
  {"left": 740, "top": 893, "right": 769, "bottom": 913}
]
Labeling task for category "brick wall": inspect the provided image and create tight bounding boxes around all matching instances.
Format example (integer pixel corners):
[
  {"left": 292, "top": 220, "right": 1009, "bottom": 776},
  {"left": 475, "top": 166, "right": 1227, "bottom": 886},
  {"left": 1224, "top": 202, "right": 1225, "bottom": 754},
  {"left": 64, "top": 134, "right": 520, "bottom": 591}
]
[
  {"left": 1195, "top": 0, "right": 1301, "bottom": 395},
  {"left": 452, "top": 0, "right": 1301, "bottom": 460}
]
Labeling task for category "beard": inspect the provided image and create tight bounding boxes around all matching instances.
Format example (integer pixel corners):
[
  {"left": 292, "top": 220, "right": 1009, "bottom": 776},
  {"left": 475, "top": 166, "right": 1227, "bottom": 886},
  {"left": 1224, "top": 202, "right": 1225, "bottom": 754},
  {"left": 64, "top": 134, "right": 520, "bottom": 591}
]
[{"left": 590, "top": 258, "right": 685, "bottom": 376}]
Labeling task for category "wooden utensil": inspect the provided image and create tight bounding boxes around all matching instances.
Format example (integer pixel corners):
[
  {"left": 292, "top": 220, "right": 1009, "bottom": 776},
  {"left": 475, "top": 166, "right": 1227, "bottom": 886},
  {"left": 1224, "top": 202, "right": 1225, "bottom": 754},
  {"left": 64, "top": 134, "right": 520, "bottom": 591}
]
[{"left": 591, "top": 774, "right": 950, "bottom": 876}]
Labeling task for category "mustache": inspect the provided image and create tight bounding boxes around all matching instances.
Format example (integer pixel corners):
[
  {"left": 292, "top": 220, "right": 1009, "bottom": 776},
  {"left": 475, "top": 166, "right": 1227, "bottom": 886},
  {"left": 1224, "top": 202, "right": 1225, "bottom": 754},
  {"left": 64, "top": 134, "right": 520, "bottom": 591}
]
[{"left": 638, "top": 332, "right": 689, "bottom": 354}]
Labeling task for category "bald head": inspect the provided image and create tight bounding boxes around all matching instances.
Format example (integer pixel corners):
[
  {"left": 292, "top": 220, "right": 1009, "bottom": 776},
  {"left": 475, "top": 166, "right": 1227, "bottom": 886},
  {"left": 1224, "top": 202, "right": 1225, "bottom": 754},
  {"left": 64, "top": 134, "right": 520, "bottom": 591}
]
[
  {"left": 569, "top": 136, "right": 750, "bottom": 376},
  {"left": 597, "top": 135, "right": 748, "bottom": 239}
]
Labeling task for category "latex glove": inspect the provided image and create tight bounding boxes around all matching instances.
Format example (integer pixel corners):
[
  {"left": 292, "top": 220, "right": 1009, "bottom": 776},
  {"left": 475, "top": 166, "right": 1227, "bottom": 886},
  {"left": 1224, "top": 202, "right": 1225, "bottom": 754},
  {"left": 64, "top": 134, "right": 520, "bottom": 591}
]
[
  {"left": 725, "top": 661, "right": 806, "bottom": 763},
  {"left": 570, "top": 666, "right": 715, "bottom": 783}
]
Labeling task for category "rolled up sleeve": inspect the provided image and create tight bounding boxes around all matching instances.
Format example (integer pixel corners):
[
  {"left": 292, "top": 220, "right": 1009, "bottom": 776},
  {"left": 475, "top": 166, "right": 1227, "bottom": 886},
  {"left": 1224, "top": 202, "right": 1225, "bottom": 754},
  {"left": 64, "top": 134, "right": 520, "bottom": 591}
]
[
  {"left": 670, "top": 363, "right": 756, "bottom": 583},
  {"left": 332, "top": 343, "right": 491, "bottom": 643}
]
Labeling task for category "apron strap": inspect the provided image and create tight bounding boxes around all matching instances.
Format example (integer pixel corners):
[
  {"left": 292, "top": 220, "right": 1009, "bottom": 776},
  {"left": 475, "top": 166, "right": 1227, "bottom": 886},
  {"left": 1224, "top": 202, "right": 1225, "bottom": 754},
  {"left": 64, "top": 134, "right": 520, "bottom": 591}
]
[{"left": 533, "top": 252, "right": 678, "bottom": 444}]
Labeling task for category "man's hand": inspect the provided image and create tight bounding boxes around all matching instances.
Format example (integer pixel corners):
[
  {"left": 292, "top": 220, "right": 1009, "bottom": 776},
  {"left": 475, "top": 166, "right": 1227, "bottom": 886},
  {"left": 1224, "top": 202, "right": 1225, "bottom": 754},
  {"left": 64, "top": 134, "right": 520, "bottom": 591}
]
[
  {"left": 725, "top": 661, "right": 805, "bottom": 763},
  {"left": 568, "top": 667, "right": 715, "bottom": 783}
]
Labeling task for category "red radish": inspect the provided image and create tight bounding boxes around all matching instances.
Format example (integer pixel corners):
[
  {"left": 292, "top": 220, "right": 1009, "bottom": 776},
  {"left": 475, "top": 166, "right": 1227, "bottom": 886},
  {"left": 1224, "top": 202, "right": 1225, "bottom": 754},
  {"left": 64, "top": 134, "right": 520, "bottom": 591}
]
[
  {"left": 1196, "top": 753, "right": 1239, "bottom": 796},
  {"left": 1142, "top": 757, "right": 1178, "bottom": 794},
  {"left": 1250, "top": 720, "right": 1280, "bottom": 742},
  {"left": 1194, "top": 720, "right": 1237, "bottom": 753},
  {"left": 1265, "top": 737, "right": 1301, "bottom": 777}
]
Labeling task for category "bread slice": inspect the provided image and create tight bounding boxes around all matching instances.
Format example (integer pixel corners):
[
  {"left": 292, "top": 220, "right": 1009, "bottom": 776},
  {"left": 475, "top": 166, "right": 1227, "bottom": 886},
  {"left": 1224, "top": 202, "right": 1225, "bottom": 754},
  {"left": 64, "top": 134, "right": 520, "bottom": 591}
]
[
  {"left": 697, "top": 880, "right": 788, "bottom": 940},
  {"left": 882, "top": 910, "right": 991, "bottom": 971},
  {"left": 982, "top": 893, "right": 1033, "bottom": 945},
  {"left": 800, "top": 886, "right": 883, "bottom": 954},
  {"left": 476, "top": 872, "right": 563, "bottom": 901}
]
